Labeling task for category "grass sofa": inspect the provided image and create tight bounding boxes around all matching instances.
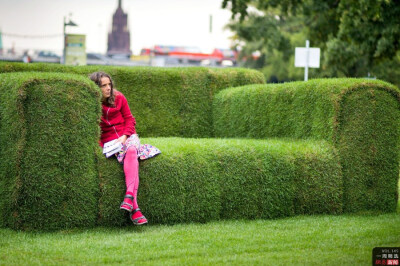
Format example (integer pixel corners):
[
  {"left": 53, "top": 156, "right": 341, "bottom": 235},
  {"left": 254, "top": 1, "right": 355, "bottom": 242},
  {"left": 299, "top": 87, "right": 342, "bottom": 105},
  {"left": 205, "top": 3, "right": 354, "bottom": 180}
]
[{"left": 0, "top": 62, "right": 398, "bottom": 230}]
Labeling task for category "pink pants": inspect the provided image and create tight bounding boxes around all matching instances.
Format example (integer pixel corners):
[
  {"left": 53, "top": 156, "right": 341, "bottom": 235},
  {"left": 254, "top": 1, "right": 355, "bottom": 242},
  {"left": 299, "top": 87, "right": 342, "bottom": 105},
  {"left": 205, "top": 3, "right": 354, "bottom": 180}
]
[{"left": 123, "top": 146, "right": 139, "bottom": 209}]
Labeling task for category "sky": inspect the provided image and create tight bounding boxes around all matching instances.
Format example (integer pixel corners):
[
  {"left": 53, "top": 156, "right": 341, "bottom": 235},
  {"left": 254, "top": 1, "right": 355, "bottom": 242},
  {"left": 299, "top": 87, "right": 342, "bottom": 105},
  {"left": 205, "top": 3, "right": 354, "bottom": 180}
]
[{"left": 0, "top": 0, "right": 235, "bottom": 55}]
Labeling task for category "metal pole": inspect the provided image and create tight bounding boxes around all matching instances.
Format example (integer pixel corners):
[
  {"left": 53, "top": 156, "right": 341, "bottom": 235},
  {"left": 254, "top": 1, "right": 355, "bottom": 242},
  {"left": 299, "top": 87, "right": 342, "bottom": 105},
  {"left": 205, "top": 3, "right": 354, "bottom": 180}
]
[
  {"left": 304, "top": 40, "right": 310, "bottom": 81},
  {"left": 63, "top": 16, "right": 66, "bottom": 64},
  {"left": 209, "top": 14, "right": 213, "bottom": 34}
]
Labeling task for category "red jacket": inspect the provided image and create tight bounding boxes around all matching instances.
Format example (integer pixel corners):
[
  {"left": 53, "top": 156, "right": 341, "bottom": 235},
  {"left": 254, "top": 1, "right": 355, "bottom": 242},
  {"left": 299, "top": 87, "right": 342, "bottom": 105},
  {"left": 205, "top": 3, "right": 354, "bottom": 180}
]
[{"left": 99, "top": 91, "right": 136, "bottom": 147}]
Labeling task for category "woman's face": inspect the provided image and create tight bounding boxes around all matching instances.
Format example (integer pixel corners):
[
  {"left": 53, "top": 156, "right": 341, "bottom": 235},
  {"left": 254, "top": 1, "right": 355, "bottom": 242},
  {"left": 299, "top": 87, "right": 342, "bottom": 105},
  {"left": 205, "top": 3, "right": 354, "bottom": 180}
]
[{"left": 100, "top": 77, "right": 112, "bottom": 99}]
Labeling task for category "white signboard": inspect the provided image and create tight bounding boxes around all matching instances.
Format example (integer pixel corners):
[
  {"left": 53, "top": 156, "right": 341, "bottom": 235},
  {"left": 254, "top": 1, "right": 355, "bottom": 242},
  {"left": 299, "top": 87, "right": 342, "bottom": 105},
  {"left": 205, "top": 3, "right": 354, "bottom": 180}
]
[
  {"left": 65, "top": 34, "right": 86, "bottom": 65},
  {"left": 295, "top": 47, "right": 320, "bottom": 68},
  {"left": 295, "top": 40, "right": 320, "bottom": 81}
]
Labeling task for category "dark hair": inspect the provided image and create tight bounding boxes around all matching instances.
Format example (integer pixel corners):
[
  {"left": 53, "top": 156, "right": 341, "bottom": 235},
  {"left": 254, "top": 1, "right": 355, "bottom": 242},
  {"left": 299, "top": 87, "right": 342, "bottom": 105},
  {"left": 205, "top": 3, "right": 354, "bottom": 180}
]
[{"left": 89, "top": 71, "right": 116, "bottom": 106}]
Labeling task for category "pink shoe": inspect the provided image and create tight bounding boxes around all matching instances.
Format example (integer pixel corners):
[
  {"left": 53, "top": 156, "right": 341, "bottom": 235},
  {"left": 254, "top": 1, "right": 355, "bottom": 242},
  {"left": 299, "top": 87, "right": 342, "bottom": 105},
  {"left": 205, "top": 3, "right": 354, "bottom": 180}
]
[
  {"left": 120, "top": 194, "right": 134, "bottom": 212},
  {"left": 130, "top": 208, "right": 148, "bottom": 225}
]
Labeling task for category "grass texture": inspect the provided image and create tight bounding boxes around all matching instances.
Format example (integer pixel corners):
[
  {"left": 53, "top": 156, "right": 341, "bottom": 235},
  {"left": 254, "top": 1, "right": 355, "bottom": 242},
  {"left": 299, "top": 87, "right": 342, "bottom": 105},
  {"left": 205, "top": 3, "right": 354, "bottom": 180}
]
[
  {"left": 0, "top": 213, "right": 398, "bottom": 265},
  {"left": 213, "top": 79, "right": 400, "bottom": 213},
  {"left": 0, "top": 72, "right": 101, "bottom": 230},
  {"left": 0, "top": 62, "right": 265, "bottom": 138}
]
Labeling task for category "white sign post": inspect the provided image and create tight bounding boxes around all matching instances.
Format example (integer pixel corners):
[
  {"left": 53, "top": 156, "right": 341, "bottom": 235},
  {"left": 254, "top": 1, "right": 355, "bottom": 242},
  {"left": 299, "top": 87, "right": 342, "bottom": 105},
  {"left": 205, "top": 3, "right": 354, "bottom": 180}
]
[{"left": 295, "top": 40, "right": 320, "bottom": 81}]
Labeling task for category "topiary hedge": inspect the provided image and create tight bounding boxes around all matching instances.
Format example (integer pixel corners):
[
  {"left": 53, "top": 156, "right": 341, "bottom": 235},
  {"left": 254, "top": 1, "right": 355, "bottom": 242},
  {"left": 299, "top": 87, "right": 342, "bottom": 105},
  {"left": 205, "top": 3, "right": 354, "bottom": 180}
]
[
  {"left": 0, "top": 62, "right": 265, "bottom": 138},
  {"left": 0, "top": 72, "right": 101, "bottom": 230},
  {"left": 0, "top": 63, "right": 398, "bottom": 230},
  {"left": 213, "top": 79, "right": 400, "bottom": 213}
]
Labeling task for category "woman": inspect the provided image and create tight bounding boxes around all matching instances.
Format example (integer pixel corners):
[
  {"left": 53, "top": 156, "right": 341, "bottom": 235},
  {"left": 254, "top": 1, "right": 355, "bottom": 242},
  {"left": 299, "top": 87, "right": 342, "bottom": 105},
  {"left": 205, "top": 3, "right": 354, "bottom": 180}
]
[{"left": 90, "top": 71, "right": 147, "bottom": 225}]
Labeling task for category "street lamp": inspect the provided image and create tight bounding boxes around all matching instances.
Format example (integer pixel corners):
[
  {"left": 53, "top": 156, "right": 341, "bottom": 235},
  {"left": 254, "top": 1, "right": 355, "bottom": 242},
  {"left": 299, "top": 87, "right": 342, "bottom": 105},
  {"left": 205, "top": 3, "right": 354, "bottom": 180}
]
[{"left": 62, "top": 16, "right": 78, "bottom": 64}]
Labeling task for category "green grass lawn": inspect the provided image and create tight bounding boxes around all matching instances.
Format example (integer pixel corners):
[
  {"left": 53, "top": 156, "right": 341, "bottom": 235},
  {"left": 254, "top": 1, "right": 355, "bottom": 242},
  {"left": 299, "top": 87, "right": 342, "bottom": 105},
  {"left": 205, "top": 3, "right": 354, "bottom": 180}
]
[
  {"left": 0, "top": 182, "right": 399, "bottom": 265},
  {"left": 0, "top": 210, "right": 399, "bottom": 265}
]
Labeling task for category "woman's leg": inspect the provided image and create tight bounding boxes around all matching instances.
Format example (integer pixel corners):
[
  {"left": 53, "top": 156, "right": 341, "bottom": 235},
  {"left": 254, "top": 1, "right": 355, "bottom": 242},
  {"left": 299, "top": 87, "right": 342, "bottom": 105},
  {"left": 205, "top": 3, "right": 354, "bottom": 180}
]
[
  {"left": 122, "top": 146, "right": 147, "bottom": 225},
  {"left": 123, "top": 146, "right": 139, "bottom": 209}
]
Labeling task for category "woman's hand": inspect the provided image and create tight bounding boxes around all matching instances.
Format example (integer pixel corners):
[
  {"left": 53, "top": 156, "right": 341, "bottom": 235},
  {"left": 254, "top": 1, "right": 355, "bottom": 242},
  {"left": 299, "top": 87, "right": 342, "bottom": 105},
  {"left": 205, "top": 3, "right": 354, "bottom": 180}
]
[{"left": 117, "top": 135, "right": 128, "bottom": 145}]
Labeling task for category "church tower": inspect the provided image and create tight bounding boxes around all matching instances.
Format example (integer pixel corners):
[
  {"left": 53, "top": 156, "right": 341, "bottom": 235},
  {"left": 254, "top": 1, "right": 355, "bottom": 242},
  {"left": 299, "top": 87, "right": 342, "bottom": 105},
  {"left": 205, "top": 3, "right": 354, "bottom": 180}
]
[{"left": 107, "top": 0, "right": 131, "bottom": 57}]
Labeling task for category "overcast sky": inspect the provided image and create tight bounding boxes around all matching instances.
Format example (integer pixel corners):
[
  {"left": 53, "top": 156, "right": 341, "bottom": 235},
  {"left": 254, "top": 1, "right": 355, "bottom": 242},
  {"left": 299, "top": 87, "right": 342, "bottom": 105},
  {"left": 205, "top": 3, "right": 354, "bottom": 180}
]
[{"left": 0, "top": 0, "right": 234, "bottom": 55}]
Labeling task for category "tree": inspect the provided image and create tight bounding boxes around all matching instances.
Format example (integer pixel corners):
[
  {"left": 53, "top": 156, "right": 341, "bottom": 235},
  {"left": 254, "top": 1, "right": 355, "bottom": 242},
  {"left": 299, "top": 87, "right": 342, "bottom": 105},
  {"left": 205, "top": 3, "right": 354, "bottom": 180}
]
[
  {"left": 222, "top": 0, "right": 400, "bottom": 83},
  {"left": 225, "top": 4, "right": 306, "bottom": 81},
  {"left": 325, "top": 0, "right": 400, "bottom": 76}
]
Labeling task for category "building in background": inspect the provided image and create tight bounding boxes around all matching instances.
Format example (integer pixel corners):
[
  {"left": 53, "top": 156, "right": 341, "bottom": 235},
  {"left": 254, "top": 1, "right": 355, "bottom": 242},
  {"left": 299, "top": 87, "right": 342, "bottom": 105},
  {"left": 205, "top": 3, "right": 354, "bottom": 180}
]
[{"left": 107, "top": 0, "right": 131, "bottom": 58}]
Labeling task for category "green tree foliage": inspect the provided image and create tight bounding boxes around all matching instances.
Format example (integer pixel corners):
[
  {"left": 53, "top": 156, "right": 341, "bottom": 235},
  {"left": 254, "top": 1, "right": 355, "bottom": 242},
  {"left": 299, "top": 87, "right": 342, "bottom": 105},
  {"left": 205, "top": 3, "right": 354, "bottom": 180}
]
[
  {"left": 222, "top": 0, "right": 400, "bottom": 85},
  {"left": 226, "top": 6, "right": 305, "bottom": 82},
  {"left": 325, "top": 0, "right": 400, "bottom": 77}
]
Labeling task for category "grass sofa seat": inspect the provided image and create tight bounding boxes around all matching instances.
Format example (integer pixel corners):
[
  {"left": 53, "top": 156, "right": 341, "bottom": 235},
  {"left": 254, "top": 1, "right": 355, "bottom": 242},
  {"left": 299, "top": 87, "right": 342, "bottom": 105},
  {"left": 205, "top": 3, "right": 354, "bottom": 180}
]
[{"left": 98, "top": 137, "right": 342, "bottom": 226}]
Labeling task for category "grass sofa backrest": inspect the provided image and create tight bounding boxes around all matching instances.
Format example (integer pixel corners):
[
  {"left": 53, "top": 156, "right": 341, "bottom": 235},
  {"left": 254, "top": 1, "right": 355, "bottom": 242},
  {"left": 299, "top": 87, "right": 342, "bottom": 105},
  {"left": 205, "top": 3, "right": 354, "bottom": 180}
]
[
  {"left": 213, "top": 78, "right": 400, "bottom": 212},
  {"left": 0, "top": 62, "right": 265, "bottom": 138}
]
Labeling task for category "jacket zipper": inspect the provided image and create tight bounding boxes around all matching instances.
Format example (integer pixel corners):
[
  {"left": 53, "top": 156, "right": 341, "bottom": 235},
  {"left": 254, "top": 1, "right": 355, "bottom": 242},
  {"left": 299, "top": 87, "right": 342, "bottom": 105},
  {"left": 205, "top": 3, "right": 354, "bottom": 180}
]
[{"left": 106, "top": 107, "right": 120, "bottom": 138}]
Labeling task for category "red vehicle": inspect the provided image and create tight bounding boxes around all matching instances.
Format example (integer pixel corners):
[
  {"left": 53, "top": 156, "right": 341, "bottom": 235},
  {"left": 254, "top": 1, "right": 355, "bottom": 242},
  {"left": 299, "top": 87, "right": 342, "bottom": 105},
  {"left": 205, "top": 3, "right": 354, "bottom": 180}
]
[{"left": 141, "top": 45, "right": 237, "bottom": 66}]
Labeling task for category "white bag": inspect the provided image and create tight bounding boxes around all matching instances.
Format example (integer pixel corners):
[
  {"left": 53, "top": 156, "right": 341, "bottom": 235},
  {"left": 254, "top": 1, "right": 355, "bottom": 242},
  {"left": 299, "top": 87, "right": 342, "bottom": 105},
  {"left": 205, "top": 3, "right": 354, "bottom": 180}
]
[{"left": 103, "top": 139, "right": 123, "bottom": 158}]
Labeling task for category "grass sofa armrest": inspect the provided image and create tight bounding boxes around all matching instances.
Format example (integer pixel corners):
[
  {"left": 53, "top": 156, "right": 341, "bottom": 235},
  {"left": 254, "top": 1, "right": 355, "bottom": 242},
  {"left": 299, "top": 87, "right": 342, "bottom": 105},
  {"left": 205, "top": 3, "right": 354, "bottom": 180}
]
[
  {"left": 213, "top": 78, "right": 400, "bottom": 213},
  {"left": 0, "top": 72, "right": 101, "bottom": 230}
]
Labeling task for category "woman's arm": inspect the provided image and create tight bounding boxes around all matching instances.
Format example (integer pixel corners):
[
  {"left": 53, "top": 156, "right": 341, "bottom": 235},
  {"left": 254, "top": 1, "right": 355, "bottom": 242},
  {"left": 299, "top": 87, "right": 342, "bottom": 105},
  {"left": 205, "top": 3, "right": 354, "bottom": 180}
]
[{"left": 120, "top": 93, "right": 137, "bottom": 138}]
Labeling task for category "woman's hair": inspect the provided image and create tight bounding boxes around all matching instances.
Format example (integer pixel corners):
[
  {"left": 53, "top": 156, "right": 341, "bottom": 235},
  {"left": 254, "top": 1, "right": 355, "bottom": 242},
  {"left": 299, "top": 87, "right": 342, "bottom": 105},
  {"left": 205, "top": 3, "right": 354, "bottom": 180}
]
[{"left": 89, "top": 71, "right": 116, "bottom": 106}]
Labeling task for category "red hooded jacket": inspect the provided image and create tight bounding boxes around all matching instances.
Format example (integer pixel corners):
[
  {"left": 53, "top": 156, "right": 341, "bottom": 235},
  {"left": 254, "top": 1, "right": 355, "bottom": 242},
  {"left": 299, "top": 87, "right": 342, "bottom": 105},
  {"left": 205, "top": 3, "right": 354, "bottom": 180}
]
[{"left": 99, "top": 91, "right": 136, "bottom": 147}]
